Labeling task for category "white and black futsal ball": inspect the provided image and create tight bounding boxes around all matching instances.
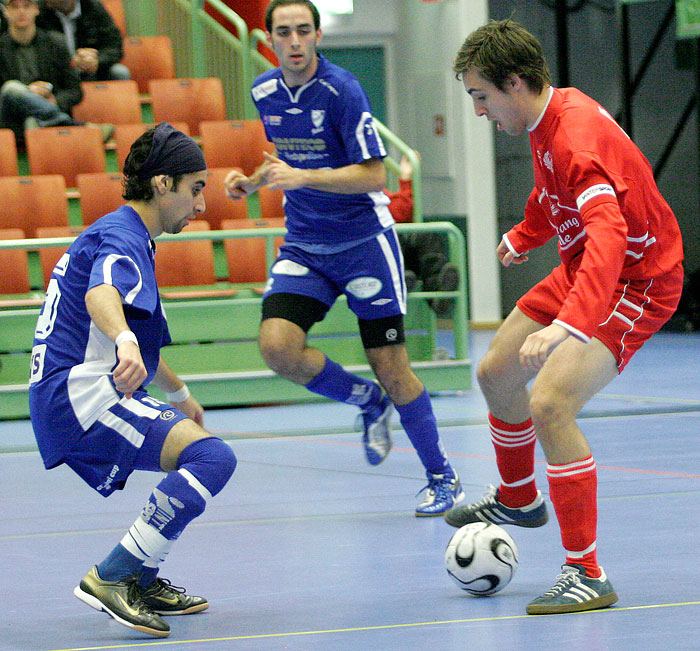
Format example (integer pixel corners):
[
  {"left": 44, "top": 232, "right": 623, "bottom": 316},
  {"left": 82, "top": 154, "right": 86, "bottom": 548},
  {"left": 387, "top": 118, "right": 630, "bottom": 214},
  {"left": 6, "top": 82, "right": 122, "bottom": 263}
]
[{"left": 445, "top": 522, "right": 518, "bottom": 595}]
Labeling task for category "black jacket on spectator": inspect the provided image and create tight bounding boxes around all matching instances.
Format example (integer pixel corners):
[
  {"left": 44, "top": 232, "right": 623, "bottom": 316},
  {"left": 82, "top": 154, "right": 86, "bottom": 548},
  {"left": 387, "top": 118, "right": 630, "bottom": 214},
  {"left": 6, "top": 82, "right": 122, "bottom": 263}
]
[
  {"left": 36, "top": 0, "right": 123, "bottom": 76},
  {"left": 0, "top": 28, "right": 82, "bottom": 114}
]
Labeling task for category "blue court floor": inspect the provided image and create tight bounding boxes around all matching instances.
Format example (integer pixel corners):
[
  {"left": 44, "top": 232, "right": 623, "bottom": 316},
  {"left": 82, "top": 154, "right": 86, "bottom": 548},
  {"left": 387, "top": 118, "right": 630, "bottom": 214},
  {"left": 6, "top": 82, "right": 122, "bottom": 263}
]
[{"left": 1, "top": 330, "right": 700, "bottom": 651}]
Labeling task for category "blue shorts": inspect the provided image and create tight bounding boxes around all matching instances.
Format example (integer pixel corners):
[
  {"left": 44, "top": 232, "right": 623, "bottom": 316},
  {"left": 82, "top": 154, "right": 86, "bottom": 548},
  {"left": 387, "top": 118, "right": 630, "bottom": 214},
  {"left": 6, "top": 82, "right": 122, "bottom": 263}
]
[
  {"left": 265, "top": 230, "right": 407, "bottom": 319},
  {"left": 62, "top": 391, "right": 188, "bottom": 497}
]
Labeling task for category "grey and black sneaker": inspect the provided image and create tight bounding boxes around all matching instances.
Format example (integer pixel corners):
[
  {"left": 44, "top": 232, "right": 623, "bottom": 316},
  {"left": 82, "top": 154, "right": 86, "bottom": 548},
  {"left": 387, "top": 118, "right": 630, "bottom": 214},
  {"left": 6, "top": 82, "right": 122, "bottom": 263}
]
[
  {"left": 526, "top": 564, "right": 618, "bottom": 615},
  {"left": 74, "top": 566, "right": 170, "bottom": 638},
  {"left": 356, "top": 383, "right": 393, "bottom": 465},
  {"left": 140, "top": 577, "right": 209, "bottom": 615},
  {"left": 445, "top": 484, "right": 549, "bottom": 528}
]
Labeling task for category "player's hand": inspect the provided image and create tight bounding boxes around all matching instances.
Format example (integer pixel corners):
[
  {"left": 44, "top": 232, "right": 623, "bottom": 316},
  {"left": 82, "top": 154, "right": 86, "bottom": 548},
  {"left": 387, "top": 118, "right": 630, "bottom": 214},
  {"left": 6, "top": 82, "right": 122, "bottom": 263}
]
[
  {"left": 518, "top": 323, "right": 569, "bottom": 371},
  {"left": 262, "top": 151, "right": 304, "bottom": 190},
  {"left": 172, "top": 395, "right": 205, "bottom": 426},
  {"left": 224, "top": 169, "right": 254, "bottom": 199},
  {"left": 497, "top": 240, "right": 529, "bottom": 267},
  {"left": 112, "top": 340, "right": 147, "bottom": 398}
]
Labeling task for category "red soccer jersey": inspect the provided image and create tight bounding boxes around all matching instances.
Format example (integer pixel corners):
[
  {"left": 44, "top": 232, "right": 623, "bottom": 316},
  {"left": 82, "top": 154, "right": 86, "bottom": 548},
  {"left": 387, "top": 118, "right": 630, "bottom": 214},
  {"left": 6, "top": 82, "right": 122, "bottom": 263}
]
[{"left": 504, "top": 87, "right": 684, "bottom": 339}]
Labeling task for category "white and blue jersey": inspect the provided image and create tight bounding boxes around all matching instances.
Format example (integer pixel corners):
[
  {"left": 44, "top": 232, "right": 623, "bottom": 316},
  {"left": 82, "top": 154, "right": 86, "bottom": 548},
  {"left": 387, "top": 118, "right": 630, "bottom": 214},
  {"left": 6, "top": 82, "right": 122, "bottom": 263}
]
[
  {"left": 252, "top": 54, "right": 393, "bottom": 251},
  {"left": 29, "top": 206, "right": 171, "bottom": 470}
]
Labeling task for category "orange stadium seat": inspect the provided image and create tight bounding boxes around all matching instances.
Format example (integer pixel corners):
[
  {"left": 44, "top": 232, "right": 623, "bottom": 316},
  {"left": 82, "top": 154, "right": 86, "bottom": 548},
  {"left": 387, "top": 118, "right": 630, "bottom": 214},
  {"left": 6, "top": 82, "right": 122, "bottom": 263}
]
[
  {"left": 221, "top": 217, "right": 285, "bottom": 285},
  {"left": 35, "top": 226, "right": 85, "bottom": 289},
  {"left": 25, "top": 126, "right": 106, "bottom": 188},
  {"left": 148, "top": 78, "right": 226, "bottom": 136},
  {"left": 102, "top": 0, "right": 127, "bottom": 36},
  {"left": 258, "top": 185, "right": 285, "bottom": 219},
  {"left": 122, "top": 36, "right": 176, "bottom": 94},
  {"left": 76, "top": 172, "right": 124, "bottom": 225},
  {"left": 199, "top": 119, "right": 274, "bottom": 173},
  {"left": 201, "top": 167, "right": 248, "bottom": 231},
  {"left": 0, "top": 228, "right": 31, "bottom": 294},
  {"left": 0, "top": 175, "right": 69, "bottom": 238},
  {"left": 155, "top": 220, "right": 237, "bottom": 299},
  {"left": 0, "top": 129, "right": 18, "bottom": 176},
  {"left": 113, "top": 122, "right": 190, "bottom": 171},
  {"left": 73, "top": 80, "right": 142, "bottom": 125}
]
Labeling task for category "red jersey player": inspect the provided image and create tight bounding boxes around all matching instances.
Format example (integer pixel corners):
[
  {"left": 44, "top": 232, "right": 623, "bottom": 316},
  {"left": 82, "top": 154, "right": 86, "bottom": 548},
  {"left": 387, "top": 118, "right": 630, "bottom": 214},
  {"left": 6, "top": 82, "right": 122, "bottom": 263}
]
[{"left": 445, "top": 19, "right": 684, "bottom": 615}]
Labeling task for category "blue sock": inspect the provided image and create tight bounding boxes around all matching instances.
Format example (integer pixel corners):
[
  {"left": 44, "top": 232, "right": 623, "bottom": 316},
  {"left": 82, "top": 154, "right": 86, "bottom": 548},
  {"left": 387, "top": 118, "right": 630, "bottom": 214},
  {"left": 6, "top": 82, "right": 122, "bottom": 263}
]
[
  {"left": 305, "top": 356, "right": 380, "bottom": 407},
  {"left": 97, "top": 543, "right": 143, "bottom": 582},
  {"left": 396, "top": 388, "right": 452, "bottom": 476},
  {"left": 99, "top": 438, "right": 236, "bottom": 586}
]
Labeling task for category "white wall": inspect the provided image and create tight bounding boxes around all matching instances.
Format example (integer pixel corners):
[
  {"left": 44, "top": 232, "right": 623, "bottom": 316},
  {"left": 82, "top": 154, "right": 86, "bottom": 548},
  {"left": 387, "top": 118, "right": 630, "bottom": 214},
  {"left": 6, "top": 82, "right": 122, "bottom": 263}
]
[{"left": 324, "top": 0, "right": 502, "bottom": 324}]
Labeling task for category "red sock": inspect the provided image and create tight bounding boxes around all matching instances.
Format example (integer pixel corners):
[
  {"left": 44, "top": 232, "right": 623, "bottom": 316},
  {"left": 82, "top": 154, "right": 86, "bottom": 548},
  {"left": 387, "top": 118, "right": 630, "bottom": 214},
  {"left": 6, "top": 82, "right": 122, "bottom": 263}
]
[
  {"left": 489, "top": 413, "right": 537, "bottom": 508},
  {"left": 547, "top": 456, "right": 600, "bottom": 578}
]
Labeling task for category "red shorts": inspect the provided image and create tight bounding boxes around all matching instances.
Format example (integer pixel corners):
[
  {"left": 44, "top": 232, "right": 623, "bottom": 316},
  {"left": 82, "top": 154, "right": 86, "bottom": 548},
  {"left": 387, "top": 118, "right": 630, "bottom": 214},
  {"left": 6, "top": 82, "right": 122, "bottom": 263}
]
[{"left": 517, "top": 262, "right": 684, "bottom": 371}]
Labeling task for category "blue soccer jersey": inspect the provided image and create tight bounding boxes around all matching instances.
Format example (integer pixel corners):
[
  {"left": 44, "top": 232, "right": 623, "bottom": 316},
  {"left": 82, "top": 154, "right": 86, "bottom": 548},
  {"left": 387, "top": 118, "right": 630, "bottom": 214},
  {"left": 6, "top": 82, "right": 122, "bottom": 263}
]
[
  {"left": 29, "top": 206, "right": 171, "bottom": 469},
  {"left": 252, "top": 54, "right": 393, "bottom": 249}
]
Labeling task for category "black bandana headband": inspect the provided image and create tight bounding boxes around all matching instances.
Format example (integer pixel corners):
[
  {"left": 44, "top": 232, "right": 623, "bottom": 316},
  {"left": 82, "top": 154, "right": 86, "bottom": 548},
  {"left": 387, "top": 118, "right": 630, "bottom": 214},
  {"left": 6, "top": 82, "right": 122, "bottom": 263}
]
[{"left": 137, "top": 122, "right": 206, "bottom": 178}]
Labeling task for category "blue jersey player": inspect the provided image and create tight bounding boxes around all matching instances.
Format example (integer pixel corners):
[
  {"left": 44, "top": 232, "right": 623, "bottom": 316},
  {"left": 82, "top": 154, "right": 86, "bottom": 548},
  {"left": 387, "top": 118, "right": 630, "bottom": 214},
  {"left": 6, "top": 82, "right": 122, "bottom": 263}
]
[
  {"left": 29, "top": 123, "right": 237, "bottom": 638},
  {"left": 224, "top": 0, "right": 464, "bottom": 515}
]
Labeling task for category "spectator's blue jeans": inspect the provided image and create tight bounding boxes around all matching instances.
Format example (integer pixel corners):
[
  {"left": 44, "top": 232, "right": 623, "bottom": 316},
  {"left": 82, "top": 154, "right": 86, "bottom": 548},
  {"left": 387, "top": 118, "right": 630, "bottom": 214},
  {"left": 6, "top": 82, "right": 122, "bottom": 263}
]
[{"left": 0, "top": 80, "right": 74, "bottom": 143}]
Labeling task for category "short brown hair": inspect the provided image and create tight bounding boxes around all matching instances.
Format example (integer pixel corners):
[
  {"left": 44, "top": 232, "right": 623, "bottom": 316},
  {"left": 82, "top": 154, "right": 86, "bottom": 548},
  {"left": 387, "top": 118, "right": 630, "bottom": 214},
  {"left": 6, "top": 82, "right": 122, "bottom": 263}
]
[
  {"left": 453, "top": 19, "right": 551, "bottom": 93},
  {"left": 265, "top": 0, "right": 320, "bottom": 32}
]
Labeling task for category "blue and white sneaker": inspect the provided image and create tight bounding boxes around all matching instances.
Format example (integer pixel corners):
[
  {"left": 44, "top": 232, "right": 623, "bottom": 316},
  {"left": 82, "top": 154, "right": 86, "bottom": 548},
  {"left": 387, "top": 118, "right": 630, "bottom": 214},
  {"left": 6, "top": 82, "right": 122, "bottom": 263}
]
[
  {"left": 415, "top": 472, "right": 465, "bottom": 517},
  {"left": 526, "top": 564, "right": 618, "bottom": 614},
  {"left": 445, "top": 484, "right": 548, "bottom": 528},
  {"left": 357, "top": 386, "right": 393, "bottom": 465}
]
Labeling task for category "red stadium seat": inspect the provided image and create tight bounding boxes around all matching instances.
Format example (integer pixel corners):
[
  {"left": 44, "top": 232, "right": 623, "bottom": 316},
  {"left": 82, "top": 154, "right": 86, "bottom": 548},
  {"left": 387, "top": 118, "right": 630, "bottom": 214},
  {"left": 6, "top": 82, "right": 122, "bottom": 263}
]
[
  {"left": 199, "top": 119, "right": 274, "bottom": 174},
  {"left": 122, "top": 36, "right": 176, "bottom": 94},
  {"left": 76, "top": 172, "right": 124, "bottom": 225},
  {"left": 148, "top": 78, "right": 226, "bottom": 136},
  {"left": 0, "top": 175, "right": 69, "bottom": 238},
  {"left": 201, "top": 167, "right": 249, "bottom": 231},
  {"left": 73, "top": 80, "right": 142, "bottom": 125},
  {"left": 25, "top": 126, "right": 106, "bottom": 188},
  {"left": 221, "top": 218, "right": 285, "bottom": 285}
]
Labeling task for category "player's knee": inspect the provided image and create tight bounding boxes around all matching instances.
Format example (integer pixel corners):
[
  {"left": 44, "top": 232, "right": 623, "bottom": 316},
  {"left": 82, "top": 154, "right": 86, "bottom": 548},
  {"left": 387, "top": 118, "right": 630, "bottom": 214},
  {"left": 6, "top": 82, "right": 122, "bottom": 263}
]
[
  {"left": 528, "top": 387, "right": 566, "bottom": 432},
  {"left": 476, "top": 351, "right": 506, "bottom": 393},
  {"left": 259, "top": 336, "right": 300, "bottom": 376},
  {"left": 177, "top": 437, "right": 237, "bottom": 497}
]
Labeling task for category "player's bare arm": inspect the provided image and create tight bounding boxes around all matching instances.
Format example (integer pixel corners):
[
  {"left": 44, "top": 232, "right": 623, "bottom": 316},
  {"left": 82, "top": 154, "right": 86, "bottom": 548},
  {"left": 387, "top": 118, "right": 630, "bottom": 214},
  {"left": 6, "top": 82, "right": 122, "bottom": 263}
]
[
  {"left": 153, "top": 356, "right": 204, "bottom": 425},
  {"left": 85, "top": 283, "right": 147, "bottom": 397},
  {"left": 263, "top": 151, "right": 386, "bottom": 194}
]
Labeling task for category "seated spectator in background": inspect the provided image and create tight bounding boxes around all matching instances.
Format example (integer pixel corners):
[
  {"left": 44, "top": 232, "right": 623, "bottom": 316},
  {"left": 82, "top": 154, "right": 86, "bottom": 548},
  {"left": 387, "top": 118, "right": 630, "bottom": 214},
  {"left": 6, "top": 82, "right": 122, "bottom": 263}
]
[
  {"left": 386, "top": 153, "right": 460, "bottom": 317},
  {"left": 37, "top": 0, "right": 129, "bottom": 81},
  {"left": 0, "top": 0, "right": 113, "bottom": 142},
  {"left": 0, "top": 0, "right": 82, "bottom": 142}
]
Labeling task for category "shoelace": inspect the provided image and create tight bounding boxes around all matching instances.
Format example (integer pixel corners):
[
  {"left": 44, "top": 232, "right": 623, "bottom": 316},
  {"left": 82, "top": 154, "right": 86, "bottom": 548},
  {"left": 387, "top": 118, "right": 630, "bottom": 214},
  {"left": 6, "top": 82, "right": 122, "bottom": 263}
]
[
  {"left": 146, "top": 577, "right": 186, "bottom": 597},
  {"left": 125, "top": 579, "right": 157, "bottom": 614},
  {"left": 471, "top": 484, "right": 498, "bottom": 508},
  {"left": 542, "top": 568, "right": 581, "bottom": 597},
  {"left": 416, "top": 476, "right": 452, "bottom": 500}
]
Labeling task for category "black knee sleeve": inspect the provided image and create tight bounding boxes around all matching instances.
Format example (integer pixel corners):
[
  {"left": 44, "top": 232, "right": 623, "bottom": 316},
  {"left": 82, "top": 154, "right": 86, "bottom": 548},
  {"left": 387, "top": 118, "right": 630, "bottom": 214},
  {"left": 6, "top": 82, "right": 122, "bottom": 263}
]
[
  {"left": 261, "top": 293, "right": 330, "bottom": 333},
  {"left": 358, "top": 314, "right": 405, "bottom": 349}
]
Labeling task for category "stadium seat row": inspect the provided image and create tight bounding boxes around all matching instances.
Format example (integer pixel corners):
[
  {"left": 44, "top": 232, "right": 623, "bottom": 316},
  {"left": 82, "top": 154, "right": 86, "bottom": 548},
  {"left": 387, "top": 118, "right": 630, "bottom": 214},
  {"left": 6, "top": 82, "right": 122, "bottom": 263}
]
[
  {"left": 0, "top": 172, "right": 284, "bottom": 235},
  {"left": 0, "top": 218, "right": 285, "bottom": 299}
]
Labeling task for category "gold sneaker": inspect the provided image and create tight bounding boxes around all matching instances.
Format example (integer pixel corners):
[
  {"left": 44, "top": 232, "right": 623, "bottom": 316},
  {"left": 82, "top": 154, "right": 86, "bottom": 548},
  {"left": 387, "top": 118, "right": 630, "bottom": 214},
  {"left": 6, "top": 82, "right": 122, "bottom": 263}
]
[
  {"left": 140, "top": 577, "right": 209, "bottom": 615},
  {"left": 74, "top": 566, "right": 170, "bottom": 638}
]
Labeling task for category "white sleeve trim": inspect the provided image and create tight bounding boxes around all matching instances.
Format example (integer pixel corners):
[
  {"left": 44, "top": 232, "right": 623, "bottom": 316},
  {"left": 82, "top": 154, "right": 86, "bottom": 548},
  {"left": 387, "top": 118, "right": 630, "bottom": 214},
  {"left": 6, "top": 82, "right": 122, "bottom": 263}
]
[
  {"left": 552, "top": 319, "right": 590, "bottom": 343},
  {"left": 502, "top": 233, "right": 524, "bottom": 257}
]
